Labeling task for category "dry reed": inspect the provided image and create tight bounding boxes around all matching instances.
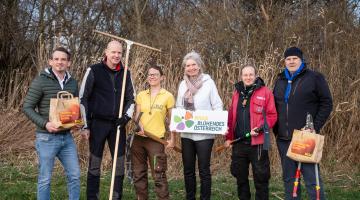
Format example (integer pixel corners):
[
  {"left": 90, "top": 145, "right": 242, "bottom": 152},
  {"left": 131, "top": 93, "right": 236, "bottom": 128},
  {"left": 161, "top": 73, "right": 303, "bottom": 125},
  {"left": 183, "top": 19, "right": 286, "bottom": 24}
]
[{"left": 0, "top": 33, "right": 359, "bottom": 179}]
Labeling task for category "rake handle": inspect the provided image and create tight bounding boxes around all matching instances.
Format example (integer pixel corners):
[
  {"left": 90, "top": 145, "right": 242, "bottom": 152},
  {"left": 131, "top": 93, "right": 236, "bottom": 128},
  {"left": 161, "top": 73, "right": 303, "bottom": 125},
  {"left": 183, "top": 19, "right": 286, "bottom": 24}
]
[
  {"left": 215, "top": 145, "right": 227, "bottom": 153},
  {"left": 144, "top": 131, "right": 182, "bottom": 153}
]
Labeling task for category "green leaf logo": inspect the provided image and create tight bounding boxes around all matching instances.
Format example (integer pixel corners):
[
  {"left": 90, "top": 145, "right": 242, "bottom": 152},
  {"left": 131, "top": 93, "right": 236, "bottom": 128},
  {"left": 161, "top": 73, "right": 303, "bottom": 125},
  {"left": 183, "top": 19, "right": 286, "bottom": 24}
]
[
  {"left": 185, "top": 120, "right": 194, "bottom": 128},
  {"left": 174, "top": 115, "right": 182, "bottom": 123},
  {"left": 174, "top": 111, "right": 195, "bottom": 130}
]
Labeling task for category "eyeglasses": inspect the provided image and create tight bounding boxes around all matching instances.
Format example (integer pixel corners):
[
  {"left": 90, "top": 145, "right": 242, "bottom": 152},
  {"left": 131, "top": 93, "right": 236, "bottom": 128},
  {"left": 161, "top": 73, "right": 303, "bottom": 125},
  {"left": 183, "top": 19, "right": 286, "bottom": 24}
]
[{"left": 147, "top": 73, "right": 161, "bottom": 78}]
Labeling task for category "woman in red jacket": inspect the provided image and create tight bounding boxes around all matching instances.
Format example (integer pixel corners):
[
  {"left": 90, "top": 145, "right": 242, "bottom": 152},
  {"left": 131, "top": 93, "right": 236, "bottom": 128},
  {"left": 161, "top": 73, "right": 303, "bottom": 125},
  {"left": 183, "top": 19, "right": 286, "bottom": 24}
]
[{"left": 224, "top": 65, "right": 277, "bottom": 200}]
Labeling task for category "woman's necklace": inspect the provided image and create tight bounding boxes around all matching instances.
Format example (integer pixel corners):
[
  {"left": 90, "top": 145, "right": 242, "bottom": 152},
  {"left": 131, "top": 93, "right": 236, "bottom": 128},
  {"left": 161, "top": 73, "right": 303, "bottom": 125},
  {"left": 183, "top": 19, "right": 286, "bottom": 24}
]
[{"left": 149, "top": 89, "right": 160, "bottom": 115}]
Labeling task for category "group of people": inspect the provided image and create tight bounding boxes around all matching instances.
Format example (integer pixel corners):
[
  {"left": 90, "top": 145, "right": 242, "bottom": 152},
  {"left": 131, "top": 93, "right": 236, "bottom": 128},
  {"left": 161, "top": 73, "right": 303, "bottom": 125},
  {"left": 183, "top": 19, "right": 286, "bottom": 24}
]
[{"left": 23, "top": 41, "right": 332, "bottom": 200}]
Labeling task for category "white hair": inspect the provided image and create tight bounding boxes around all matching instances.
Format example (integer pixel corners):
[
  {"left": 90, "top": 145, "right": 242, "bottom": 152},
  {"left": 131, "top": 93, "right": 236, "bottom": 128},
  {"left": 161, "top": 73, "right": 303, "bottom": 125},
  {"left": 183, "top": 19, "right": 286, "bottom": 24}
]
[{"left": 182, "top": 51, "right": 204, "bottom": 73}]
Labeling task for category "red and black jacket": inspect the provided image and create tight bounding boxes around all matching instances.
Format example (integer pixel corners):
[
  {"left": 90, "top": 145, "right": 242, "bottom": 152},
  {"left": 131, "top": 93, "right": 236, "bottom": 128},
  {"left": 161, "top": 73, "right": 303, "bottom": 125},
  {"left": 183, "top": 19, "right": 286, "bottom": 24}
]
[{"left": 226, "top": 79, "right": 277, "bottom": 145}]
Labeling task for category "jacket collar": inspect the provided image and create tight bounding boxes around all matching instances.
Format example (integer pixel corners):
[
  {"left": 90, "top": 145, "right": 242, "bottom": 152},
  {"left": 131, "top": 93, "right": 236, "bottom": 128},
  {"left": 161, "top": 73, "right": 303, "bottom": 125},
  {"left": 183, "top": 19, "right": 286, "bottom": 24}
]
[
  {"left": 278, "top": 64, "right": 308, "bottom": 80},
  {"left": 43, "top": 67, "right": 71, "bottom": 84},
  {"left": 145, "top": 88, "right": 166, "bottom": 95},
  {"left": 102, "top": 58, "right": 124, "bottom": 72}
]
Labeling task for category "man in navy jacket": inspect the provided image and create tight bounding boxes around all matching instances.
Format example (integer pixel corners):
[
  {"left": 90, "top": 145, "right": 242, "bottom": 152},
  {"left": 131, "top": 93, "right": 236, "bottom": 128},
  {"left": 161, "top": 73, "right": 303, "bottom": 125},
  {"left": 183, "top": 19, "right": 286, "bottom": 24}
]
[
  {"left": 273, "top": 47, "right": 332, "bottom": 200},
  {"left": 80, "top": 41, "right": 135, "bottom": 200}
]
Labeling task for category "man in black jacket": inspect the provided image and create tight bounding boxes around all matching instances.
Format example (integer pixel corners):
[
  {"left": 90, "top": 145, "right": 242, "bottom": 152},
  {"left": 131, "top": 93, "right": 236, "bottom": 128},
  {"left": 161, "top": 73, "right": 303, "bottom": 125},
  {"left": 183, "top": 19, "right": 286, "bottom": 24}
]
[
  {"left": 273, "top": 47, "right": 332, "bottom": 200},
  {"left": 80, "top": 41, "right": 135, "bottom": 200}
]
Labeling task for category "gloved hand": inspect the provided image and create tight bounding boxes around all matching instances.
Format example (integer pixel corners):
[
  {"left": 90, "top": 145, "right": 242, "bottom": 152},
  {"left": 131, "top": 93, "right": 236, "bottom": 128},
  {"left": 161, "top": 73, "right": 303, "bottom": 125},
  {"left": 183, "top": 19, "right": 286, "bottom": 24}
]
[{"left": 116, "top": 114, "right": 131, "bottom": 127}]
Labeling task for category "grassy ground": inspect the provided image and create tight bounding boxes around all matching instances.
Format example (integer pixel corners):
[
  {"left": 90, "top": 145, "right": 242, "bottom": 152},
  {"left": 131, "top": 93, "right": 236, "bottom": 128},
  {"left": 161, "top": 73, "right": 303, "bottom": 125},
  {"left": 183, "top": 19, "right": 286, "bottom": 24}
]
[{"left": 0, "top": 161, "right": 359, "bottom": 200}]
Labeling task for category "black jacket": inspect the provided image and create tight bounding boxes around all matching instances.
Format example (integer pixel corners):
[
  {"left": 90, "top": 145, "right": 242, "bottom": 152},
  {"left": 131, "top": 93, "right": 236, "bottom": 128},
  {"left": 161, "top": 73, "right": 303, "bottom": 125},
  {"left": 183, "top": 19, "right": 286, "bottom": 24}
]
[
  {"left": 80, "top": 61, "right": 135, "bottom": 128},
  {"left": 273, "top": 66, "right": 333, "bottom": 140}
]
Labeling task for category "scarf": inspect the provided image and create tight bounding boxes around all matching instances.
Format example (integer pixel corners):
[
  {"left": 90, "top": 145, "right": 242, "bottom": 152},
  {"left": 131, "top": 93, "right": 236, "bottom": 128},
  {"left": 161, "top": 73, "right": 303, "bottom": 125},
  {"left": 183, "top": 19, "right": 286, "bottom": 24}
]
[
  {"left": 284, "top": 62, "right": 305, "bottom": 103},
  {"left": 183, "top": 73, "right": 204, "bottom": 110},
  {"left": 242, "top": 84, "right": 256, "bottom": 106}
]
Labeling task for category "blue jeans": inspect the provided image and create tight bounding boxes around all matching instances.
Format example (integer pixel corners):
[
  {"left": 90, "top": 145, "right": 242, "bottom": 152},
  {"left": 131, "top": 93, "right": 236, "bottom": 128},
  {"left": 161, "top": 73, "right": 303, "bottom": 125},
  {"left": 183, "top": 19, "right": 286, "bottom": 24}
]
[
  {"left": 277, "top": 139, "right": 325, "bottom": 200},
  {"left": 35, "top": 132, "right": 81, "bottom": 200}
]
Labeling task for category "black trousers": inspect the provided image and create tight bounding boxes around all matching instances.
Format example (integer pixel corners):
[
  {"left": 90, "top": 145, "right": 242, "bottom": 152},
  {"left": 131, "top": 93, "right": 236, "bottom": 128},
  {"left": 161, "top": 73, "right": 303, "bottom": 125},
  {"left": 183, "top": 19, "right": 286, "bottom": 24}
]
[
  {"left": 230, "top": 142, "right": 270, "bottom": 200},
  {"left": 181, "top": 138, "right": 214, "bottom": 200},
  {"left": 87, "top": 119, "right": 126, "bottom": 200}
]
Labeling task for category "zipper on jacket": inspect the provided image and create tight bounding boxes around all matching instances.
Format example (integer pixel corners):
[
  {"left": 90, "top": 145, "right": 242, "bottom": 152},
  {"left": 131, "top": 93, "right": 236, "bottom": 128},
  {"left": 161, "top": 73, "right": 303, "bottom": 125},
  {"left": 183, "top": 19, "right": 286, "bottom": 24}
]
[
  {"left": 106, "top": 69, "right": 118, "bottom": 117},
  {"left": 286, "top": 103, "right": 289, "bottom": 138},
  {"left": 243, "top": 108, "right": 246, "bottom": 138},
  {"left": 292, "top": 77, "right": 302, "bottom": 96},
  {"left": 286, "top": 77, "right": 302, "bottom": 138},
  {"left": 111, "top": 72, "right": 117, "bottom": 117},
  {"left": 113, "top": 87, "right": 117, "bottom": 117}
]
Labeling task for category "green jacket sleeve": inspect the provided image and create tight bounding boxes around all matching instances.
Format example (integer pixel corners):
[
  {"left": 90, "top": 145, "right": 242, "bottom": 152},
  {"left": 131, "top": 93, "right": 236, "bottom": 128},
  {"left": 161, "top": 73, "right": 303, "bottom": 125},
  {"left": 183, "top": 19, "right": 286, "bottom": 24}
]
[{"left": 23, "top": 76, "right": 47, "bottom": 129}]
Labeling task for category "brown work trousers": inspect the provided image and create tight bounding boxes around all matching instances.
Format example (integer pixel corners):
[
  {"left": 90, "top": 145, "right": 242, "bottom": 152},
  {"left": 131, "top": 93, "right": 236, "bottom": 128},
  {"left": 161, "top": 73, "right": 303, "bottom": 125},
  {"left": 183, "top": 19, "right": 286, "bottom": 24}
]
[{"left": 131, "top": 135, "right": 169, "bottom": 200}]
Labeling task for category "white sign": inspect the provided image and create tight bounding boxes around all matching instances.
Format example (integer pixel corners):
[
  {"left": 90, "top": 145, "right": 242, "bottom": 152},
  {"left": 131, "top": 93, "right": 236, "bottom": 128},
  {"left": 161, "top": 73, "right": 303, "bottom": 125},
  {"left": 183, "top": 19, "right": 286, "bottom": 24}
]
[{"left": 170, "top": 108, "right": 228, "bottom": 135}]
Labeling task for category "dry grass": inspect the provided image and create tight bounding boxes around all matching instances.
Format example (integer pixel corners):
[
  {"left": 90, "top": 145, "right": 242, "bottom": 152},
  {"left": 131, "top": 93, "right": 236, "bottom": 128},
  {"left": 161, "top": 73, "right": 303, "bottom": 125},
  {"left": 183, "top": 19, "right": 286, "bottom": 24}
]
[
  {"left": 1, "top": 2, "right": 360, "bottom": 177},
  {"left": 1, "top": 43, "right": 358, "bottom": 178}
]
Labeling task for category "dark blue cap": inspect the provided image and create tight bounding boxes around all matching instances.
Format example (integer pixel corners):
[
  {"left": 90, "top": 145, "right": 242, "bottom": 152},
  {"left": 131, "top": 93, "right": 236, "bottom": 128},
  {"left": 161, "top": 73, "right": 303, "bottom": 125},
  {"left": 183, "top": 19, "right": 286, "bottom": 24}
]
[{"left": 284, "top": 47, "right": 303, "bottom": 59}]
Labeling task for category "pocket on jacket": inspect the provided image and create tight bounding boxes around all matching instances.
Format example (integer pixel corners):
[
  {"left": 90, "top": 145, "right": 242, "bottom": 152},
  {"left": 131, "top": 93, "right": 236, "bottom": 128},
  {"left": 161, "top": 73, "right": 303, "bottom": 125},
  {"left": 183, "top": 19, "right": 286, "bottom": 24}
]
[{"left": 253, "top": 100, "right": 264, "bottom": 114}]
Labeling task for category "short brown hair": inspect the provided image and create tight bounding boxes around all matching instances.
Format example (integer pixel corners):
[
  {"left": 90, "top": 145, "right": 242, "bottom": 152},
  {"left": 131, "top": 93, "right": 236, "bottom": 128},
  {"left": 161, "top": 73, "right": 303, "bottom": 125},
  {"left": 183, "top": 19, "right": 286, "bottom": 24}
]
[
  {"left": 51, "top": 47, "right": 71, "bottom": 60},
  {"left": 148, "top": 64, "right": 164, "bottom": 76}
]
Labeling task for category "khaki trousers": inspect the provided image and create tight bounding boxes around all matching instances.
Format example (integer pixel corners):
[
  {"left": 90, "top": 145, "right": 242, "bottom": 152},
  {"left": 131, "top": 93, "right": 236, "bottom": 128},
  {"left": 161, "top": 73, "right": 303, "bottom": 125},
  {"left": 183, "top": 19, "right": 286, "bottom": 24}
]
[{"left": 131, "top": 135, "right": 169, "bottom": 200}]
